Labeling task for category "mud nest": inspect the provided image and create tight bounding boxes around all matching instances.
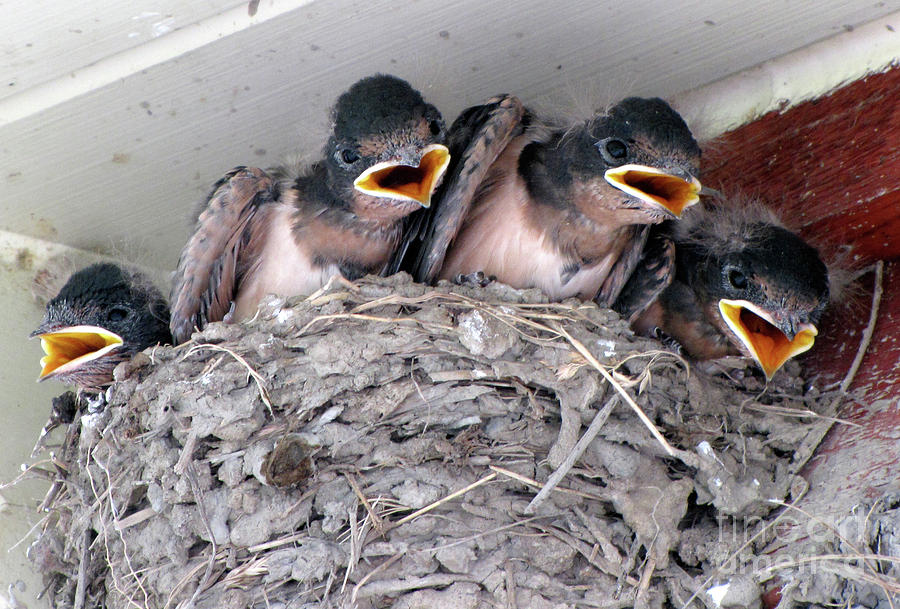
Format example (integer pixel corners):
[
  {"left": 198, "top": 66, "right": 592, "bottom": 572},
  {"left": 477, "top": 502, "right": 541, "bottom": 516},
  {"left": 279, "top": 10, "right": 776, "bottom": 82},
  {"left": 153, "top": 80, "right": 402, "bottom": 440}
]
[{"left": 27, "top": 273, "right": 867, "bottom": 609}]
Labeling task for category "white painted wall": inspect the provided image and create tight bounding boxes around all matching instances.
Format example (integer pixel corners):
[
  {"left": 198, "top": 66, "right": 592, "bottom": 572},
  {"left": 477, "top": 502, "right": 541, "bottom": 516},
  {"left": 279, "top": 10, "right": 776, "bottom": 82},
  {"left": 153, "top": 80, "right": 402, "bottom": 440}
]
[{"left": 0, "top": 1, "right": 898, "bottom": 605}]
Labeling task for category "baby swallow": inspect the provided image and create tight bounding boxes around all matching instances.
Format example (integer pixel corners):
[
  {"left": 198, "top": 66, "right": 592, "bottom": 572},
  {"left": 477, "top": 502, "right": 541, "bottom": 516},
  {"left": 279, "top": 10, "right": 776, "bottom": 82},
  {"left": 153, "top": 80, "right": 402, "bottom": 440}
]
[
  {"left": 169, "top": 74, "right": 450, "bottom": 344},
  {"left": 614, "top": 196, "right": 830, "bottom": 379},
  {"left": 395, "top": 95, "right": 701, "bottom": 304},
  {"left": 30, "top": 262, "right": 171, "bottom": 391}
]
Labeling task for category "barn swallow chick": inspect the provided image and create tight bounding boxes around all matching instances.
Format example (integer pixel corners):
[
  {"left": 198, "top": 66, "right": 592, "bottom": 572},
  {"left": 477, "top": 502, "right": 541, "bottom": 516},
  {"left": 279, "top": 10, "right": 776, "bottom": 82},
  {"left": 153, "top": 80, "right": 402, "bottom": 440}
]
[
  {"left": 615, "top": 197, "right": 830, "bottom": 379},
  {"left": 169, "top": 74, "right": 449, "bottom": 344},
  {"left": 401, "top": 95, "right": 701, "bottom": 304},
  {"left": 30, "top": 262, "right": 171, "bottom": 391}
]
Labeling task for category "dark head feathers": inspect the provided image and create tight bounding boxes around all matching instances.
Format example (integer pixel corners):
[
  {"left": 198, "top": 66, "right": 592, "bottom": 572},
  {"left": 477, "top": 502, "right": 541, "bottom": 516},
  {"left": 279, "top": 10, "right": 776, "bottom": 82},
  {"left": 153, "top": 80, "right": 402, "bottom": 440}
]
[
  {"left": 51, "top": 262, "right": 130, "bottom": 307},
  {"left": 331, "top": 74, "right": 431, "bottom": 141},
  {"left": 541, "top": 96, "right": 700, "bottom": 195},
  {"left": 672, "top": 195, "right": 786, "bottom": 255},
  {"left": 42, "top": 262, "right": 171, "bottom": 345},
  {"left": 595, "top": 97, "right": 701, "bottom": 160},
  {"left": 673, "top": 195, "right": 830, "bottom": 307}
]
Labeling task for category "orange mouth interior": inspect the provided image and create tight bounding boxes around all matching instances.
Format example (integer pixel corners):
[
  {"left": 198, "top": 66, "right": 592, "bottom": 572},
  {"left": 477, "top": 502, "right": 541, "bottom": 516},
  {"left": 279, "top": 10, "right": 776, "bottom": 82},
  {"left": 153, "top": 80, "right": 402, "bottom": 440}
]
[
  {"left": 35, "top": 325, "right": 123, "bottom": 380},
  {"left": 605, "top": 164, "right": 701, "bottom": 217},
  {"left": 719, "top": 300, "right": 817, "bottom": 379},
  {"left": 353, "top": 144, "right": 450, "bottom": 207}
]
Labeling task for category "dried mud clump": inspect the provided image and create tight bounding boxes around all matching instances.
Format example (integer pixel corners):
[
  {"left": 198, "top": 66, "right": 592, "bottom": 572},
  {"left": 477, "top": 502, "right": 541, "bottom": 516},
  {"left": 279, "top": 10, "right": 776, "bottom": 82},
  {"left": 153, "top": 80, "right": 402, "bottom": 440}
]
[{"left": 24, "top": 274, "right": 862, "bottom": 608}]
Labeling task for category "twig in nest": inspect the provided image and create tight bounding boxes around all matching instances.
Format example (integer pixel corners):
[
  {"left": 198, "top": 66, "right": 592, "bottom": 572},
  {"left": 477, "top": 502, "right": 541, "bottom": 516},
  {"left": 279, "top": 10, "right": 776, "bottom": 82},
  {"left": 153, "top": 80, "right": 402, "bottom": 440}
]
[
  {"left": 504, "top": 561, "right": 517, "bottom": 609},
  {"left": 551, "top": 323, "right": 678, "bottom": 458},
  {"left": 840, "top": 259, "right": 883, "bottom": 395},
  {"left": 6, "top": 513, "right": 50, "bottom": 553},
  {"left": 220, "top": 555, "right": 269, "bottom": 589},
  {"left": 38, "top": 479, "right": 65, "bottom": 513},
  {"left": 535, "top": 523, "right": 640, "bottom": 587},
  {"left": 573, "top": 506, "right": 623, "bottom": 565},
  {"left": 304, "top": 273, "right": 359, "bottom": 304},
  {"left": 389, "top": 472, "right": 498, "bottom": 529},
  {"left": 342, "top": 500, "right": 365, "bottom": 594},
  {"left": 354, "top": 573, "right": 479, "bottom": 600},
  {"left": 741, "top": 402, "right": 861, "bottom": 427},
  {"left": 350, "top": 290, "right": 452, "bottom": 312},
  {"left": 345, "top": 472, "right": 384, "bottom": 536},
  {"left": 113, "top": 507, "right": 155, "bottom": 531},
  {"left": 425, "top": 514, "right": 552, "bottom": 554},
  {"left": 174, "top": 430, "right": 199, "bottom": 476},
  {"left": 636, "top": 556, "right": 657, "bottom": 606},
  {"left": 89, "top": 453, "right": 150, "bottom": 608},
  {"left": 179, "top": 460, "right": 218, "bottom": 609},
  {"left": 757, "top": 553, "right": 900, "bottom": 576},
  {"left": 612, "top": 350, "right": 690, "bottom": 391},
  {"left": 351, "top": 551, "right": 405, "bottom": 604},
  {"left": 247, "top": 531, "right": 308, "bottom": 554},
  {"left": 490, "top": 465, "right": 611, "bottom": 502},
  {"left": 73, "top": 529, "right": 90, "bottom": 609},
  {"left": 0, "top": 459, "right": 59, "bottom": 490},
  {"left": 526, "top": 395, "right": 617, "bottom": 513},
  {"left": 296, "top": 311, "right": 454, "bottom": 336},
  {"left": 184, "top": 343, "right": 273, "bottom": 415}
]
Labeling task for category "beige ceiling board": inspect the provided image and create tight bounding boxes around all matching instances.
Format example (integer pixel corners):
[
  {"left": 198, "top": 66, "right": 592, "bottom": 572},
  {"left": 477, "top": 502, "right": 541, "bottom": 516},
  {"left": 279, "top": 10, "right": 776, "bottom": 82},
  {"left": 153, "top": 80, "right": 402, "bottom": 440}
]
[
  {"left": 1, "top": 0, "right": 897, "bottom": 272},
  {"left": 1, "top": 0, "right": 250, "bottom": 103}
]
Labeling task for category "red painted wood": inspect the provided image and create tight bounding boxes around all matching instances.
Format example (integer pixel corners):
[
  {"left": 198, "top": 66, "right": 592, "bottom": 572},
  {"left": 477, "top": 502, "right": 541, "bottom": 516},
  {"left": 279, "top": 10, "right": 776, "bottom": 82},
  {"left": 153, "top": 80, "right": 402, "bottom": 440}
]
[
  {"left": 702, "top": 67, "right": 900, "bottom": 262},
  {"left": 803, "top": 262, "right": 900, "bottom": 502},
  {"left": 701, "top": 66, "right": 900, "bottom": 514}
]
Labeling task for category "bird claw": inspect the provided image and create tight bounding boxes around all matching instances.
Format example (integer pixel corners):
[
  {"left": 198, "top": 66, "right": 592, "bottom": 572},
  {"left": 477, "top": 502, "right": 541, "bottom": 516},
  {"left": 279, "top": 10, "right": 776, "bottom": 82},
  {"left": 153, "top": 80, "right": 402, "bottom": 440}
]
[
  {"left": 453, "top": 271, "right": 494, "bottom": 288},
  {"left": 223, "top": 301, "right": 237, "bottom": 324},
  {"left": 652, "top": 327, "right": 684, "bottom": 355}
]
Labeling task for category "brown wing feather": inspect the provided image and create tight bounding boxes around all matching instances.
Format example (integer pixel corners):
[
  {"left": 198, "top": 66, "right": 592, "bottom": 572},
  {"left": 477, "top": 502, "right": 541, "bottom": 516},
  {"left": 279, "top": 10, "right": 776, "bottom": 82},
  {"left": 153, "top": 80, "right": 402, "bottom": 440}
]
[
  {"left": 595, "top": 225, "right": 650, "bottom": 307},
  {"left": 610, "top": 228, "right": 676, "bottom": 321},
  {"left": 169, "top": 166, "right": 277, "bottom": 343},
  {"left": 409, "top": 95, "right": 526, "bottom": 283}
]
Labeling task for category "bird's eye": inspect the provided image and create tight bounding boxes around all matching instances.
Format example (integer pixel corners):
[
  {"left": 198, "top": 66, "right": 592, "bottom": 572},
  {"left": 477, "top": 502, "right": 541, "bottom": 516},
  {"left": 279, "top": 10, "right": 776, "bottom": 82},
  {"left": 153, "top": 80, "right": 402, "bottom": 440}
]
[
  {"left": 727, "top": 269, "right": 748, "bottom": 290},
  {"left": 428, "top": 119, "right": 443, "bottom": 136},
  {"left": 107, "top": 307, "right": 129, "bottom": 322},
  {"left": 340, "top": 149, "right": 360, "bottom": 165},
  {"left": 598, "top": 138, "right": 628, "bottom": 164}
]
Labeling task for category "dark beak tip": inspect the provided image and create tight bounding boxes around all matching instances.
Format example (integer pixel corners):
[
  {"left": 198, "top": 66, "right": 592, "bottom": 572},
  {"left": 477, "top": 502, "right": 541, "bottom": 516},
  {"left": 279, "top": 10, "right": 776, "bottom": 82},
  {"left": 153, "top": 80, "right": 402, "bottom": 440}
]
[{"left": 775, "top": 319, "right": 799, "bottom": 341}]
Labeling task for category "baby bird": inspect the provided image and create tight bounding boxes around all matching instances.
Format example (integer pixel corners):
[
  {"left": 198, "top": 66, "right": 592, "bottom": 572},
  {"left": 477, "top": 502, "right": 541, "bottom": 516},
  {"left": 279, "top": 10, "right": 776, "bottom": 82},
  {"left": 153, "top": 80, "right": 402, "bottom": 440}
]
[
  {"left": 169, "top": 74, "right": 450, "bottom": 344},
  {"left": 30, "top": 262, "right": 170, "bottom": 391},
  {"left": 614, "top": 196, "right": 830, "bottom": 379},
  {"left": 396, "top": 94, "right": 702, "bottom": 305}
]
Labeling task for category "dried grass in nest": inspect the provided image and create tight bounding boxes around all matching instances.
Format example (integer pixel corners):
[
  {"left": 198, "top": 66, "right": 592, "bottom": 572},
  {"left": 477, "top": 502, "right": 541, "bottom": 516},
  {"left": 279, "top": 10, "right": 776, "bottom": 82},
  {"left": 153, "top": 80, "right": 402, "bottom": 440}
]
[{"left": 15, "top": 272, "right": 887, "bottom": 609}]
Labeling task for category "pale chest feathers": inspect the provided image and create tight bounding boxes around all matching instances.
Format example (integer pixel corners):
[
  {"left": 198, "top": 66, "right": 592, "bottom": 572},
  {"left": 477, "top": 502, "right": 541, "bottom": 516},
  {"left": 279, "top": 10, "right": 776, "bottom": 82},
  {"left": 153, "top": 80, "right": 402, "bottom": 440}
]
[
  {"left": 233, "top": 205, "right": 341, "bottom": 319},
  {"left": 440, "top": 169, "right": 619, "bottom": 301}
]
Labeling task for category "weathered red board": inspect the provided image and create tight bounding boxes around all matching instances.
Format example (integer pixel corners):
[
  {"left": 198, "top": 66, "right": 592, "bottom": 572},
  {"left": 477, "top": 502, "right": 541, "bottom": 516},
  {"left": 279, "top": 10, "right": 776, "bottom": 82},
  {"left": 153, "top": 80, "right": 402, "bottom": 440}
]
[
  {"left": 703, "top": 66, "right": 900, "bottom": 265},
  {"left": 701, "top": 65, "right": 900, "bottom": 511}
]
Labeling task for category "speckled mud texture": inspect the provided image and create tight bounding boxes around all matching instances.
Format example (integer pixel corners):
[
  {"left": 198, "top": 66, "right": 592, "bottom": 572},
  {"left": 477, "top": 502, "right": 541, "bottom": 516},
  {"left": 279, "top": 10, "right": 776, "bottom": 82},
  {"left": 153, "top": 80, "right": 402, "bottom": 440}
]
[{"left": 24, "top": 274, "right": 894, "bottom": 609}]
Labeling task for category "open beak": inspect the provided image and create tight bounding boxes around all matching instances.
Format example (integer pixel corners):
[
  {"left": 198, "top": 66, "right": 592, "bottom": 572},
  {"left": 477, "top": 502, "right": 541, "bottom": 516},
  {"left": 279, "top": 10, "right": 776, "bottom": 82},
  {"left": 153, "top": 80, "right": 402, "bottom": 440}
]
[
  {"left": 353, "top": 143, "right": 450, "bottom": 208},
  {"left": 604, "top": 164, "right": 701, "bottom": 217},
  {"left": 718, "top": 299, "right": 818, "bottom": 380},
  {"left": 32, "top": 325, "right": 124, "bottom": 382}
]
